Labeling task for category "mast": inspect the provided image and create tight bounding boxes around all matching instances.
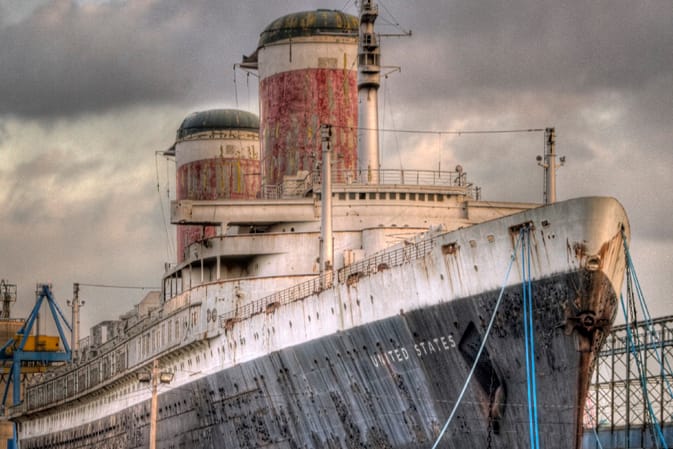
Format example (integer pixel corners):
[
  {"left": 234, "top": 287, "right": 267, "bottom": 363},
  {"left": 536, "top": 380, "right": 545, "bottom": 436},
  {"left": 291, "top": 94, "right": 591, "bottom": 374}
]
[
  {"left": 319, "top": 124, "right": 334, "bottom": 275},
  {"left": 0, "top": 280, "right": 16, "bottom": 319},
  {"left": 357, "top": 0, "right": 381, "bottom": 183},
  {"left": 71, "top": 283, "right": 81, "bottom": 356},
  {"left": 537, "top": 127, "right": 565, "bottom": 204}
]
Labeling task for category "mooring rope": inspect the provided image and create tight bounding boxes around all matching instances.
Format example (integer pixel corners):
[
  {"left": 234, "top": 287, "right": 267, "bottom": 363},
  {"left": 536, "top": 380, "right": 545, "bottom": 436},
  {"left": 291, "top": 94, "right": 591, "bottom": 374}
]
[
  {"left": 620, "top": 231, "right": 669, "bottom": 449},
  {"left": 622, "top": 230, "right": 673, "bottom": 400},
  {"left": 430, "top": 230, "right": 524, "bottom": 449},
  {"left": 522, "top": 226, "right": 541, "bottom": 449}
]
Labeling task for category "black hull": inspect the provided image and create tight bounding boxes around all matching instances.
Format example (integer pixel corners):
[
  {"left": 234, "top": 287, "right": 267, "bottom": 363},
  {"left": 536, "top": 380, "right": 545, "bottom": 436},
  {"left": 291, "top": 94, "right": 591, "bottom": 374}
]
[{"left": 21, "top": 269, "right": 616, "bottom": 449}]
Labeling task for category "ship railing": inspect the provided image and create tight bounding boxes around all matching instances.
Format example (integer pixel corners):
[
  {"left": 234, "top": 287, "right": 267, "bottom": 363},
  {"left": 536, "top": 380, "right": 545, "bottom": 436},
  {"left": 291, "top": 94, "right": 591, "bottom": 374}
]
[
  {"left": 220, "top": 272, "right": 333, "bottom": 327},
  {"left": 338, "top": 238, "right": 435, "bottom": 284},
  {"left": 220, "top": 236, "right": 437, "bottom": 327},
  {"left": 262, "top": 168, "right": 481, "bottom": 200}
]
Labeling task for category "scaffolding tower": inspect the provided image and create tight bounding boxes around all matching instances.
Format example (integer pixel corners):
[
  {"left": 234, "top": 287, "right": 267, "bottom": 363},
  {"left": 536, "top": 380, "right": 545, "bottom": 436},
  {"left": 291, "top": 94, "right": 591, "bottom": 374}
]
[{"left": 583, "top": 315, "right": 673, "bottom": 448}]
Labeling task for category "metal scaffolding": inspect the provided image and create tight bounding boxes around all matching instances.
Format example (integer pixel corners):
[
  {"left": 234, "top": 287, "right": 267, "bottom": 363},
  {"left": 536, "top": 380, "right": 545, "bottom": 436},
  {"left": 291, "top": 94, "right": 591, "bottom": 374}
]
[{"left": 583, "top": 315, "right": 673, "bottom": 449}]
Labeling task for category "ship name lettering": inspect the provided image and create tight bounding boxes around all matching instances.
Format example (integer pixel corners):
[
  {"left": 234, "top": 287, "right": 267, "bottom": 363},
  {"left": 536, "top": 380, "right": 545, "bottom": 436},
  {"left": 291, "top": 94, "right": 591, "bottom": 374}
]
[
  {"left": 369, "top": 334, "right": 456, "bottom": 368},
  {"left": 415, "top": 335, "right": 456, "bottom": 357}
]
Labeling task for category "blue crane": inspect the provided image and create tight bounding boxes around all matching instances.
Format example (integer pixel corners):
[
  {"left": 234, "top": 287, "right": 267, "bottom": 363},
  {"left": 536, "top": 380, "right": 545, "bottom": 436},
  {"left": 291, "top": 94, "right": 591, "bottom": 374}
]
[{"left": 0, "top": 284, "right": 72, "bottom": 409}]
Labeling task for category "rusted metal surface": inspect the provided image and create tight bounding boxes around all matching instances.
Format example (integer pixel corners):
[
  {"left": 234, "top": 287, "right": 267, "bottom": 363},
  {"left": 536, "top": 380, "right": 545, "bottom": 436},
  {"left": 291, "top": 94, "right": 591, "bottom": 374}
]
[
  {"left": 259, "top": 69, "right": 358, "bottom": 187},
  {"left": 19, "top": 270, "right": 618, "bottom": 449},
  {"left": 15, "top": 197, "right": 629, "bottom": 449},
  {"left": 176, "top": 158, "right": 261, "bottom": 262}
]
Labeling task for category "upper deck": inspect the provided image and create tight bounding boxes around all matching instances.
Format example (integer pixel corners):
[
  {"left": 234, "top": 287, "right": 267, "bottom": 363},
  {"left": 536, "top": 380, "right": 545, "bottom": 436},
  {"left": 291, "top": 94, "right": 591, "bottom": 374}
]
[{"left": 165, "top": 168, "right": 537, "bottom": 303}]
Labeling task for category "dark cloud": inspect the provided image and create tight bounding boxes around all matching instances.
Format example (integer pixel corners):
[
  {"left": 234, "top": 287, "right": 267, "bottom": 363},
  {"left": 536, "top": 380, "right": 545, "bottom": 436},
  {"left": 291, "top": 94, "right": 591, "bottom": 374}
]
[
  {"left": 0, "top": 0, "right": 240, "bottom": 118},
  {"left": 0, "top": 0, "right": 671, "bottom": 328},
  {"left": 392, "top": 0, "right": 672, "bottom": 94},
  {"left": 0, "top": 0, "right": 364, "bottom": 119}
]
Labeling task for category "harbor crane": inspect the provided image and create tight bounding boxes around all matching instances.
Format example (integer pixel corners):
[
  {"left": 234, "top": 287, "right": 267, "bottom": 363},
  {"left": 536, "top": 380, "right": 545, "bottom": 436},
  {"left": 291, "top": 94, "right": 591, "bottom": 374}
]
[{"left": 0, "top": 284, "right": 72, "bottom": 410}]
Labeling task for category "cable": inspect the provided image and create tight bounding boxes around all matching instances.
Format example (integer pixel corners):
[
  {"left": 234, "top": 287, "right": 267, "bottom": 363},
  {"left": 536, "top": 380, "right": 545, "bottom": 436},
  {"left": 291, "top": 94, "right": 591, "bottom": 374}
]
[
  {"left": 233, "top": 64, "right": 239, "bottom": 109},
  {"left": 340, "top": 0, "right": 354, "bottom": 13},
  {"left": 584, "top": 405, "right": 606, "bottom": 449},
  {"left": 378, "top": 0, "right": 410, "bottom": 35},
  {"left": 622, "top": 230, "right": 673, "bottom": 399},
  {"left": 155, "top": 152, "right": 175, "bottom": 260},
  {"left": 381, "top": 78, "right": 403, "bottom": 170},
  {"left": 77, "top": 283, "right": 159, "bottom": 290},
  {"left": 431, "top": 230, "right": 523, "bottom": 449},
  {"left": 522, "top": 227, "right": 541, "bottom": 449},
  {"left": 620, "top": 292, "right": 668, "bottom": 449},
  {"left": 333, "top": 123, "right": 546, "bottom": 136}
]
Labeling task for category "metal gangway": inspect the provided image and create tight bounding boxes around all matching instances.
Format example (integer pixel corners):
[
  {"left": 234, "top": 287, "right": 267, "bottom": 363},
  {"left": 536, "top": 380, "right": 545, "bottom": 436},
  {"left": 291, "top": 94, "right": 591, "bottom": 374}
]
[{"left": 583, "top": 315, "right": 673, "bottom": 449}]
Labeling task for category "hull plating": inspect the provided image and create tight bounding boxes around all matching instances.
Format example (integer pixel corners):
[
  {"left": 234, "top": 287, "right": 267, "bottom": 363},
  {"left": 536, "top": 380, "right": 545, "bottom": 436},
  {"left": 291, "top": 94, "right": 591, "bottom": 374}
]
[{"left": 21, "top": 270, "right": 616, "bottom": 449}]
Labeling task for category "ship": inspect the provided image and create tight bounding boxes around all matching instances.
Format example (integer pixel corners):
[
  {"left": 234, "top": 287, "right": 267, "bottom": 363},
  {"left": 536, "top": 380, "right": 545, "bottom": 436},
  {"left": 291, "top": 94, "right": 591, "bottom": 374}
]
[{"left": 9, "top": 2, "right": 629, "bottom": 449}]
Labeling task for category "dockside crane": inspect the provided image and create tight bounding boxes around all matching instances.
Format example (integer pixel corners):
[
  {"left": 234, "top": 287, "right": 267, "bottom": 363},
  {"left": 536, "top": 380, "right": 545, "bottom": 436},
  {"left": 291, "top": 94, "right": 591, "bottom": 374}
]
[{"left": 0, "top": 284, "right": 72, "bottom": 410}]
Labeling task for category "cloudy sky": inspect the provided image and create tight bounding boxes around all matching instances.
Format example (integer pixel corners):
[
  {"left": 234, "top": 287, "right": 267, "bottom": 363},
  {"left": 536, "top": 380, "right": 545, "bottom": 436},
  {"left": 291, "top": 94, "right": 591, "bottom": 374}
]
[{"left": 0, "top": 0, "right": 671, "bottom": 335}]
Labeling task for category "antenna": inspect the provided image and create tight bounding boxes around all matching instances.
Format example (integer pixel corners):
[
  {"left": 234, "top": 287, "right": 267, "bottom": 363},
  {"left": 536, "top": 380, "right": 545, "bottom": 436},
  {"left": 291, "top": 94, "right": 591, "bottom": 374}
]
[
  {"left": 536, "top": 127, "right": 565, "bottom": 204},
  {"left": 66, "top": 283, "right": 85, "bottom": 361},
  {"left": 357, "top": 0, "right": 381, "bottom": 183},
  {"left": 0, "top": 280, "right": 17, "bottom": 319}
]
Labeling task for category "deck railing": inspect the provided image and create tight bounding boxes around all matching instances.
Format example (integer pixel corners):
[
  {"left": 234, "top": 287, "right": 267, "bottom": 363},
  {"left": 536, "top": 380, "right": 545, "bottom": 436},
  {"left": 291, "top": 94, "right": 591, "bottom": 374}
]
[
  {"left": 219, "top": 235, "right": 438, "bottom": 327},
  {"left": 262, "top": 168, "right": 479, "bottom": 200}
]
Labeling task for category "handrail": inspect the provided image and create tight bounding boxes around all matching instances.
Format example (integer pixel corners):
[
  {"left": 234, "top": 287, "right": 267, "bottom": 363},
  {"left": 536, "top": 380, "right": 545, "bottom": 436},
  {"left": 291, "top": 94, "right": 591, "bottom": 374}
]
[
  {"left": 219, "top": 236, "right": 437, "bottom": 326},
  {"left": 262, "top": 168, "right": 480, "bottom": 199}
]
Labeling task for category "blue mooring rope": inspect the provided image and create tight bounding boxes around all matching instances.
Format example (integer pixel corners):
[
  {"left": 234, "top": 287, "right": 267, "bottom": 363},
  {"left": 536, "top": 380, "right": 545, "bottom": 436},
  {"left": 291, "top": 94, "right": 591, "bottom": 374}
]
[
  {"left": 622, "top": 230, "right": 673, "bottom": 400},
  {"left": 522, "top": 227, "right": 541, "bottom": 449},
  {"left": 620, "top": 231, "right": 669, "bottom": 449},
  {"left": 619, "top": 293, "right": 668, "bottom": 449},
  {"left": 430, "top": 230, "right": 524, "bottom": 449}
]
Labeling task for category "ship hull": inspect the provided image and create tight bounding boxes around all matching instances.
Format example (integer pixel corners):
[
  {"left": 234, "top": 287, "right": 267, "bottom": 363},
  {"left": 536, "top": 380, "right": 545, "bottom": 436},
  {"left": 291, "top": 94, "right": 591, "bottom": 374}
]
[{"left": 21, "top": 269, "right": 616, "bottom": 449}]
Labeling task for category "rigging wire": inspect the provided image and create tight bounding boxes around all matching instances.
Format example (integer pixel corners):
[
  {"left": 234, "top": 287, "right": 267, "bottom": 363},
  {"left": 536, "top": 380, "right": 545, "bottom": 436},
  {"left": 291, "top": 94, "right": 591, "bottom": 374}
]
[
  {"left": 621, "top": 229, "right": 673, "bottom": 399},
  {"left": 77, "top": 283, "right": 159, "bottom": 290},
  {"left": 620, "top": 232, "right": 669, "bottom": 449},
  {"left": 246, "top": 72, "right": 251, "bottom": 113},
  {"left": 381, "top": 78, "right": 403, "bottom": 170},
  {"left": 620, "top": 291, "right": 668, "bottom": 449},
  {"left": 431, "top": 230, "right": 523, "bottom": 449},
  {"left": 340, "top": 0, "right": 354, "bottom": 13},
  {"left": 155, "top": 152, "right": 175, "bottom": 260},
  {"left": 233, "top": 64, "right": 239, "bottom": 109},
  {"left": 584, "top": 405, "right": 606, "bottom": 449},
  {"left": 332, "top": 123, "right": 545, "bottom": 136},
  {"left": 378, "top": 0, "right": 411, "bottom": 35}
]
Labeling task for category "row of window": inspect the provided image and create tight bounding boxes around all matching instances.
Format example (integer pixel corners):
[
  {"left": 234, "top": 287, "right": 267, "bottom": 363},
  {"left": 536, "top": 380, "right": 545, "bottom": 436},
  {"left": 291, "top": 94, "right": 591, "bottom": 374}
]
[
  {"left": 27, "top": 307, "right": 200, "bottom": 411},
  {"left": 330, "top": 191, "right": 449, "bottom": 201}
]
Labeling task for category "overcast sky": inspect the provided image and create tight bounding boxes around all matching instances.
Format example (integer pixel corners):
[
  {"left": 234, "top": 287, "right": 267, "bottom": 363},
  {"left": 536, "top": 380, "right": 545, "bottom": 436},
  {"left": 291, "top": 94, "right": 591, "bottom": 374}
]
[{"left": 0, "top": 0, "right": 671, "bottom": 335}]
